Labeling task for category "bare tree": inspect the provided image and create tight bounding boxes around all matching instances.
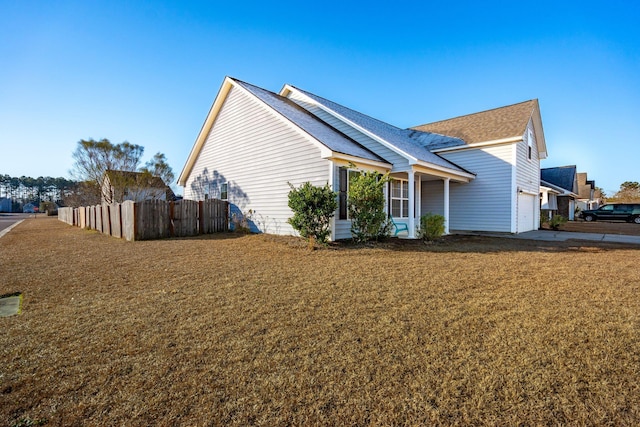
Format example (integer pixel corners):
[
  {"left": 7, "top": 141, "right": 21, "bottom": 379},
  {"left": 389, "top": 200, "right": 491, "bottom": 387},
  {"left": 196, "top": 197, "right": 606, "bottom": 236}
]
[{"left": 69, "top": 138, "right": 174, "bottom": 205}]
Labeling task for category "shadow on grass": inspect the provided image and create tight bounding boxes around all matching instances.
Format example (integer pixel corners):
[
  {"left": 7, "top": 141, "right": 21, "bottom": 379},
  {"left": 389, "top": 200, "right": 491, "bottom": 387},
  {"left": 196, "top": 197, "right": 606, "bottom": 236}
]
[{"left": 328, "top": 234, "right": 640, "bottom": 254}]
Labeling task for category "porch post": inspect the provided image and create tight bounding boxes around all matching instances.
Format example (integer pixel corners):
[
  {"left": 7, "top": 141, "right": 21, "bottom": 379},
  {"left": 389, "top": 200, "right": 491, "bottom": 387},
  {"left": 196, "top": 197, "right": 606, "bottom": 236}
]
[
  {"left": 417, "top": 178, "right": 422, "bottom": 227},
  {"left": 444, "top": 178, "right": 450, "bottom": 235},
  {"left": 408, "top": 170, "right": 415, "bottom": 238}
]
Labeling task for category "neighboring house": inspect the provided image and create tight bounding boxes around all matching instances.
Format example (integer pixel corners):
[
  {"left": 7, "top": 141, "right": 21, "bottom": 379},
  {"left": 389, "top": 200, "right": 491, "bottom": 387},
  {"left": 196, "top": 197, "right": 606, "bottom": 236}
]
[
  {"left": 539, "top": 181, "right": 563, "bottom": 221},
  {"left": 22, "top": 203, "right": 38, "bottom": 213},
  {"left": 576, "top": 172, "right": 601, "bottom": 211},
  {"left": 178, "top": 77, "right": 548, "bottom": 239},
  {"left": 101, "top": 170, "right": 175, "bottom": 204},
  {"left": 541, "top": 166, "right": 579, "bottom": 220},
  {"left": 0, "top": 197, "right": 11, "bottom": 213}
]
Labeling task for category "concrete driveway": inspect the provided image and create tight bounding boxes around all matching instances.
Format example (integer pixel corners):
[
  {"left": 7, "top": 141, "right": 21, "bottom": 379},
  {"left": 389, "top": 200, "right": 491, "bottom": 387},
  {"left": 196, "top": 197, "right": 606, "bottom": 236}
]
[
  {"left": 516, "top": 229, "right": 640, "bottom": 245},
  {"left": 459, "top": 229, "right": 640, "bottom": 245}
]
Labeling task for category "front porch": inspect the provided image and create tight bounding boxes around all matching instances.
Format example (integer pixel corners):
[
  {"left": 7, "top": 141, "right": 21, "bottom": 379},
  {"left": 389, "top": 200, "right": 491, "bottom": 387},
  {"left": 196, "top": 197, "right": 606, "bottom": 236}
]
[{"left": 387, "top": 165, "right": 474, "bottom": 239}]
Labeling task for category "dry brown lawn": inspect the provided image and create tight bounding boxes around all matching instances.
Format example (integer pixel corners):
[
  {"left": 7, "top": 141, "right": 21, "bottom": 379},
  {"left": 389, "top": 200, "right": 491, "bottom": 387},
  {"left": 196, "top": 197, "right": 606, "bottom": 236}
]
[
  {"left": 1, "top": 217, "right": 640, "bottom": 426},
  {"left": 548, "top": 220, "right": 640, "bottom": 236}
]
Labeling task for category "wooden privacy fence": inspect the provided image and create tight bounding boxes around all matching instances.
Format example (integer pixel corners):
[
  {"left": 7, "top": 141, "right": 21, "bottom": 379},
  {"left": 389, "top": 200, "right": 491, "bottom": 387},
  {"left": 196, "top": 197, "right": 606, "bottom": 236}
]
[{"left": 58, "top": 199, "right": 229, "bottom": 241}]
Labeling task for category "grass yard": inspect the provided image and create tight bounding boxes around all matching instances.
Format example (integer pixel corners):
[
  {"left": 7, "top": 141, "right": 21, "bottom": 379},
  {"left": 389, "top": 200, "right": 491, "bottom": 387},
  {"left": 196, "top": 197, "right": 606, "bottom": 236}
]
[{"left": 1, "top": 217, "right": 640, "bottom": 426}]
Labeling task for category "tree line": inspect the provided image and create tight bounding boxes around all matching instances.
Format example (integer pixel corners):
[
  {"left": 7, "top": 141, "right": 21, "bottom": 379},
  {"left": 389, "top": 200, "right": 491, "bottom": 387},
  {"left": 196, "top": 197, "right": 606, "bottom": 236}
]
[
  {"left": 0, "top": 175, "right": 77, "bottom": 211},
  {"left": 1, "top": 138, "right": 175, "bottom": 211}
]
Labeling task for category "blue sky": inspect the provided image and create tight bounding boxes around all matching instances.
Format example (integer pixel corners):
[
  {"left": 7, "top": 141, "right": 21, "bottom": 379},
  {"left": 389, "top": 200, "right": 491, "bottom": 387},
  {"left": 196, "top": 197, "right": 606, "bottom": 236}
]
[{"left": 1, "top": 0, "right": 638, "bottom": 196}]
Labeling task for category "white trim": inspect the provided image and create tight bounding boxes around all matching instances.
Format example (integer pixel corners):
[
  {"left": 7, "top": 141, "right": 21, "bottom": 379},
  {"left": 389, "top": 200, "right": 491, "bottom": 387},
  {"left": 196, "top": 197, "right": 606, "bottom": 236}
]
[
  {"left": 326, "top": 153, "right": 391, "bottom": 171},
  {"left": 412, "top": 160, "right": 475, "bottom": 181},
  {"left": 390, "top": 178, "right": 410, "bottom": 219},
  {"left": 443, "top": 178, "right": 450, "bottom": 235},
  {"left": 518, "top": 189, "right": 539, "bottom": 196},
  {"left": 431, "top": 136, "right": 523, "bottom": 154},
  {"left": 282, "top": 85, "right": 420, "bottom": 162},
  {"left": 329, "top": 161, "right": 336, "bottom": 242},
  {"left": 231, "top": 81, "right": 333, "bottom": 158},
  {"left": 178, "top": 77, "right": 233, "bottom": 185},
  {"left": 540, "top": 185, "right": 561, "bottom": 195},
  {"left": 180, "top": 77, "right": 339, "bottom": 186},
  {"left": 408, "top": 172, "right": 415, "bottom": 238}
]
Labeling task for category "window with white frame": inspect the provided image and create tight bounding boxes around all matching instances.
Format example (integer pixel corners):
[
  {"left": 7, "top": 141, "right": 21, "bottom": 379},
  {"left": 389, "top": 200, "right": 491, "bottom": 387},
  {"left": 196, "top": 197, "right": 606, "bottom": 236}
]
[
  {"left": 527, "top": 129, "right": 534, "bottom": 160},
  {"left": 390, "top": 179, "right": 409, "bottom": 218}
]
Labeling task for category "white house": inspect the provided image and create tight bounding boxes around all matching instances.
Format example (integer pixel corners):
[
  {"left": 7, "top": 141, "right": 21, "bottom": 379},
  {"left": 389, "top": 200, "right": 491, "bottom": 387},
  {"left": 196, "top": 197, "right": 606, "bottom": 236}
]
[{"left": 178, "top": 77, "right": 548, "bottom": 239}]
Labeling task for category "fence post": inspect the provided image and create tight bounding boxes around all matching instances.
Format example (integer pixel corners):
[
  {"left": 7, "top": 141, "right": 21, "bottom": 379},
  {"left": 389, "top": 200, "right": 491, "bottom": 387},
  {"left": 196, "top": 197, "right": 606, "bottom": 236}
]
[{"left": 169, "top": 201, "right": 175, "bottom": 237}]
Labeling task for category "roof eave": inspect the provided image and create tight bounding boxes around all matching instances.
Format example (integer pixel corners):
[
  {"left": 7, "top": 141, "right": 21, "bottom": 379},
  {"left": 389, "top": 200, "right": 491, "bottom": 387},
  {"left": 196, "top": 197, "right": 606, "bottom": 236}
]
[
  {"left": 325, "top": 153, "right": 392, "bottom": 171},
  {"left": 178, "top": 76, "right": 235, "bottom": 186},
  {"left": 431, "top": 136, "right": 523, "bottom": 153},
  {"left": 280, "top": 85, "right": 420, "bottom": 164}
]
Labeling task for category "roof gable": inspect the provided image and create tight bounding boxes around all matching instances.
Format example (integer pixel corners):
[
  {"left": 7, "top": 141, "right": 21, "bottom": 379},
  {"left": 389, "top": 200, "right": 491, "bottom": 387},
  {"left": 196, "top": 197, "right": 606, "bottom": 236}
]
[
  {"left": 281, "top": 85, "right": 472, "bottom": 176},
  {"left": 541, "top": 166, "right": 578, "bottom": 193},
  {"left": 410, "top": 100, "right": 547, "bottom": 158},
  {"left": 178, "top": 77, "right": 389, "bottom": 185},
  {"left": 233, "top": 80, "right": 386, "bottom": 164}
]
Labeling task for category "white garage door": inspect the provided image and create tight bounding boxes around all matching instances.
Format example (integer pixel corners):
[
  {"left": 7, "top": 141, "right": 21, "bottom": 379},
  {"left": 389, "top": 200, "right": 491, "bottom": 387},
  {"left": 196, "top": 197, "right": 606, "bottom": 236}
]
[{"left": 517, "top": 193, "right": 537, "bottom": 233}]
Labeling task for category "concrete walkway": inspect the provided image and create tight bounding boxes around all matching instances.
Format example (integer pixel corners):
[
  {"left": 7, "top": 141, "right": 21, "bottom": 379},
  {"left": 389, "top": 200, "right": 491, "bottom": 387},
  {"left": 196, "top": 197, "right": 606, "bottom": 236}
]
[{"left": 463, "top": 230, "right": 640, "bottom": 245}]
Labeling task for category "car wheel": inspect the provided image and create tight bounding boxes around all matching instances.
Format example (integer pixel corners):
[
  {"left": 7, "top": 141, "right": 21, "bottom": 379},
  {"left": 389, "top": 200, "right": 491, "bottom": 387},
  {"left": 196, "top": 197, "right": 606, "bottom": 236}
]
[
  {"left": 634, "top": 216, "right": 640, "bottom": 224},
  {"left": 584, "top": 215, "right": 595, "bottom": 222}
]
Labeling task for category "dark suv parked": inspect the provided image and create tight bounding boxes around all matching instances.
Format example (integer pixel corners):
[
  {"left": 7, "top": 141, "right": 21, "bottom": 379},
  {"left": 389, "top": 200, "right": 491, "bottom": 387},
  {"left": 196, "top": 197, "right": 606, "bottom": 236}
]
[{"left": 578, "top": 203, "right": 640, "bottom": 224}]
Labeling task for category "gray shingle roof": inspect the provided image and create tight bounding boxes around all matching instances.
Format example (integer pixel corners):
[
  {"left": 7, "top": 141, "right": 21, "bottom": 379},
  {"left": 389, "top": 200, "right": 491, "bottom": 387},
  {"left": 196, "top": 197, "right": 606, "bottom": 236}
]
[
  {"left": 286, "top": 86, "right": 471, "bottom": 174},
  {"left": 541, "top": 166, "right": 577, "bottom": 193},
  {"left": 233, "top": 79, "right": 387, "bottom": 164}
]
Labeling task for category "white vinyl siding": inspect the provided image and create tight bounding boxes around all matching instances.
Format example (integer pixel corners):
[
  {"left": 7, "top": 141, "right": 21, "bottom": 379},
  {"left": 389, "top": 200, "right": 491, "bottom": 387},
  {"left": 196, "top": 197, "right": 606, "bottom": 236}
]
[
  {"left": 286, "top": 95, "right": 408, "bottom": 168},
  {"left": 516, "top": 120, "right": 540, "bottom": 194},
  {"left": 421, "top": 180, "right": 445, "bottom": 216},
  {"left": 516, "top": 120, "right": 541, "bottom": 231},
  {"left": 439, "top": 145, "right": 515, "bottom": 232},
  {"left": 183, "top": 86, "right": 330, "bottom": 235}
]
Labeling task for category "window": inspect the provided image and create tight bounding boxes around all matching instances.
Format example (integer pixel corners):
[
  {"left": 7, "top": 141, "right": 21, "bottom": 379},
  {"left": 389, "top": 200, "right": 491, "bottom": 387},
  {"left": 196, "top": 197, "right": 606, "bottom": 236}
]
[
  {"left": 390, "top": 179, "right": 409, "bottom": 218},
  {"left": 527, "top": 129, "right": 534, "bottom": 160},
  {"left": 220, "top": 183, "right": 228, "bottom": 200},
  {"left": 338, "top": 167, "right": 358, "bottom": 220}
]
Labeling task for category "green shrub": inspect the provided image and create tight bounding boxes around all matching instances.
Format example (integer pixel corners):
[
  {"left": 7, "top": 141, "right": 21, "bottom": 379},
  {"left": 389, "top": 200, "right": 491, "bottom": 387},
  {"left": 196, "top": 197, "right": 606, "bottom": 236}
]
[
  {"left": 417, "top": 213, "right": 445, "bottom": 242},
  {"left": 348, "top": 170, "right": 391, "bottom": 242},
  {"left": 548, "top": 214, "right": 567, "bottom": 230},
  {"left": 287, "top": 182, "right": 337, "bottom": 247}
]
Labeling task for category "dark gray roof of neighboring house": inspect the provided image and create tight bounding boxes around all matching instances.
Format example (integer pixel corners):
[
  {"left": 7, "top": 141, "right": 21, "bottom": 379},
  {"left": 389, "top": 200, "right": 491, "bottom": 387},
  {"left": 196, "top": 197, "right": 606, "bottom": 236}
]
[
  {"left": 233, "top": 79, "right": 387, "bottom": 164},
  {"left": 541, "top": 166, "right": 577, "bottom": 193},
  {"left": 286, "top": 85, "right": 471, "bottom": 174},
  {"left": 411, "top": 99, "right": 538, "bottom": 147},
  {"left": 104, "top": 170, "right": 168, "bottom": 188}
]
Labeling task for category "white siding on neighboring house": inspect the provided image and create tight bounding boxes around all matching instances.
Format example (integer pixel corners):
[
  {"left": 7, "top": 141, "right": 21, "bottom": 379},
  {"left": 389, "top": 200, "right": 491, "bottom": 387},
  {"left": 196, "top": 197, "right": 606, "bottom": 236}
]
[
  {"left": 439, "top": 144, "right": 515, "bottom": 232},
  {"left": 287, "top": 95, "right": 408, "bottom": 169},
  {"left": 184, "top": 85, "right": 330, "bottom": 235}
]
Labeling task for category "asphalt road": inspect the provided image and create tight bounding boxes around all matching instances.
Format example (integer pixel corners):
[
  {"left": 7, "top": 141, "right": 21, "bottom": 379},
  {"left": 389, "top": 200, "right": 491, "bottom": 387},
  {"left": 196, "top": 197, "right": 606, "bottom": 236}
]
[{"left": 0, "top": 213, "right": 35, "bottom": 234}]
